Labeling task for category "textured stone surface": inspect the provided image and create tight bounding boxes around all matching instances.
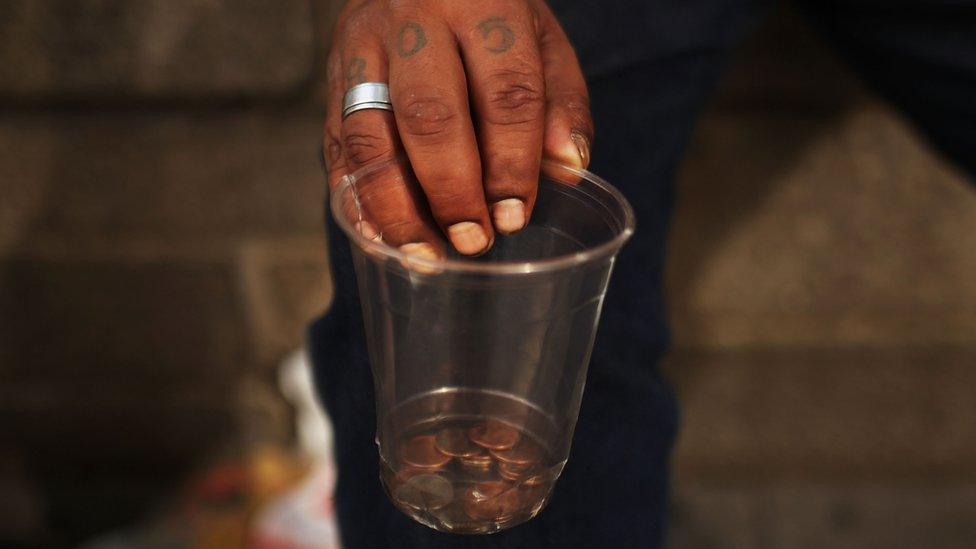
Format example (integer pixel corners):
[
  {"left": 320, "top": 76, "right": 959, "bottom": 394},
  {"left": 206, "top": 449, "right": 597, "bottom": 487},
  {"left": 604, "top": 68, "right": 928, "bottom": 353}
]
[
  {"left": 665, "top": 349, "right": 976, "bottom": 479},
  {"left": 0, "top": 106, "right": 332, "bottom": 542},
  {"left": 0, "top": 0, "right": 315, "bottom": 99},
  {"left": 667, "top": 105, "right": 976, "bottom": 349},
  {"left": 0, "top": 258, "right": 246, "bottom": 388},
  {"left": 0, "top": 117, "right": 55, "bottom": 253},
  {"left": 0, "top": 105, "right": 333, "bottom": 411},
  {"left": 669, "top": 482, "right": 976, "bottom": 549},
  {"left": 0, "top": 110, "right": 326, "bottom": 240}
]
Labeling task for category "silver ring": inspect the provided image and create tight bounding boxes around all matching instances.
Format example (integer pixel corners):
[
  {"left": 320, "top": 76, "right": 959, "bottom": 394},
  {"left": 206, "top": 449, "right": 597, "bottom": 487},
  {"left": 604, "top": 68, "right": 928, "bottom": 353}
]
[{"left": 342, "top": 82, "right": 393, "bottom": 119}]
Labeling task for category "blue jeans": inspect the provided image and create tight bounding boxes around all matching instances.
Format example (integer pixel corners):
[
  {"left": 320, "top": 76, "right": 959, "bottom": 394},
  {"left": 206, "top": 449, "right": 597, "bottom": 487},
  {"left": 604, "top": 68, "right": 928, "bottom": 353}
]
[{"left": 310, "top": 1, "right": 976, "bottom": 547}]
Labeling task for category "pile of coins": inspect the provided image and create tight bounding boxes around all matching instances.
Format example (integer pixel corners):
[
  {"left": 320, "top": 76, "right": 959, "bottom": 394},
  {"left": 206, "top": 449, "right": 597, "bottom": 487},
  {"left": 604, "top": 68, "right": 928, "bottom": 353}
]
[{"left": 381, "top": 419, "right": 557, "bottom": 533}]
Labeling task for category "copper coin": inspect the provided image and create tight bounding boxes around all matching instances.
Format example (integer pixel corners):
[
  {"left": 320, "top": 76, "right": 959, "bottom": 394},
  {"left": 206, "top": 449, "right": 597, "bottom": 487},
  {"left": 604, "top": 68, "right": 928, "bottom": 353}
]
[
  {"left": 458, "top": 450, "right": 492, "bottom": 468},
  {"left": 522, "top": 469, "right": 556, "bottom": 487},
  {"left": 439, "top": 495, "right": 491, "bottom": 533},
  {"left": 434, "top": 427, "right": 482, "bottom": 458},
  {"left": 497, "top": 460, "right": 532, "bottom": 474},
  {"left": 461, "top": 450, "right": 492, "bottom": 464},
  {"left": 458, "top": 453, "right": 494, "bottom": 480},
  {"left": 400, "top": 435, "right": 452, "bottom": 470},
  {"left": 497, "top": 465, "right": 525, "bottom": 482},
  {"left": 468, "top": 421, "right": 520, "bottom": 450},
  {"left": 396, "top": 465, "right": 444, "bottom": 483},
  {"left": 515, "top": 484, "right": 550, "bottom": 514},
  {"left": 497, "top": 461, "right": 534, "bottom": 482},
  {"left": 392, "top": 473, "right": 453, "bottom": 511},
  {"left": 462, "top": 480, "right": 521, "bottom": 521},
  {"left": 489, "top": 438, "right": 542, "bottom": 466}
]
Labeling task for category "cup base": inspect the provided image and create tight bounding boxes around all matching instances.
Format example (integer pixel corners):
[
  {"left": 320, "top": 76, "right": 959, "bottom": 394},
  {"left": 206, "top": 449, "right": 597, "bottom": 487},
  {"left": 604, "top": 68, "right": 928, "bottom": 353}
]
[{"left": 379, "top": 409, "right": 562, "bottom": 534}]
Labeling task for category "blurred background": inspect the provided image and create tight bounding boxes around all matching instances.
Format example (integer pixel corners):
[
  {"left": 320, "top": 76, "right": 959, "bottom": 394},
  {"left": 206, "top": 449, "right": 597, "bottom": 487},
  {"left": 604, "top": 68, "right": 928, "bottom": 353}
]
[{"left": 1, "top": 1, "right": 974, "bottom": 547}]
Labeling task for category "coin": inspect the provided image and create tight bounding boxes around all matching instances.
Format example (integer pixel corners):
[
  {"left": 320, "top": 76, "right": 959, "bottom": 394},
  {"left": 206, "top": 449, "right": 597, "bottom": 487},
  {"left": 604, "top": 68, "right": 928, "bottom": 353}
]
[
  {"left": 462, "top": 480, "right": 521, "bottom": 521},
  {"left": 439, "top": 495, "right": 491, "bottom": 533},
  {"left": 400, "top": 435, "right": 452, "bottom": 470},
  {"left": 396, "top": 465, "right": 442, "bottom": 483},
  {"left": 497, "top": 461, "right": 533, "bottom": 482},
  {"left": 435, "top": 427, "right": 483, "bottom": 458},
  {"left": 522, "top": 469, "right": 556, "bottom": 487},
  {"left": 468, "top": 421, "right": 520, "bottom": 450},
  {"left": 459, "top": 451, "right": 492, "bottom": 466},
  {"left": 489, "top": 438, "right": 542, "bottom": 466},
  {"left": 497, "top": 465, "right": 524, "bottom": 482},
  {"left": 457, "top": 451, "right": 494, "bottom": 479},
  {"left": 393, "top": 473, "right": 453, "bottom": 511},
  {"left": 515, "top": 483, "right": 550, "bottom": 515}
]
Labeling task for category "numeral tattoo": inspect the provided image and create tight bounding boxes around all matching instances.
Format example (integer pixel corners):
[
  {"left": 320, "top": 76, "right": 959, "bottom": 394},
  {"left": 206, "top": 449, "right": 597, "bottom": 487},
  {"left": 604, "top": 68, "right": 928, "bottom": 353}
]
[
  {"left": 346, "top": 56, "right": 367, "bottom": 85},
  {"left": 477, "top": 17, "right": 515, "bottom": 53},
  {"left": 396, "top": 22, "right": 428, "bottom": 58}
]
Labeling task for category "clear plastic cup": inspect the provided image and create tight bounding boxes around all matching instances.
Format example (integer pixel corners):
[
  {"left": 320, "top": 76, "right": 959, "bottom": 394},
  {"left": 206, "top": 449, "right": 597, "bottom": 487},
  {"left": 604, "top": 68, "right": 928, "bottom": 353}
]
[{"left": 331, "top": 157, "right": 635, "bottom": 534}]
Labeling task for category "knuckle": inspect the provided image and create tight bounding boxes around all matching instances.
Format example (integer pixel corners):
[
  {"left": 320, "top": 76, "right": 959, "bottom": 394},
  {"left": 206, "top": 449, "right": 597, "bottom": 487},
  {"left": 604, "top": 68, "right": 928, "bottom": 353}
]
[
  {"left": 552, "top": 91, "right": 591, "bottom": 121},
  {"left": 397, "top": 91, "right": 459, "bottom": 138},
  {"left": 342, "top": 129, "right": 395, "bottom": 166},
  {"left": 483, "top": 70, "right": 545, "bottom": 126},
  {"left": 324, "top": 130, "right": 344, "bottom": 166},
  {"left": 326, "top": 148, "right": 347, "bottom": 175}
]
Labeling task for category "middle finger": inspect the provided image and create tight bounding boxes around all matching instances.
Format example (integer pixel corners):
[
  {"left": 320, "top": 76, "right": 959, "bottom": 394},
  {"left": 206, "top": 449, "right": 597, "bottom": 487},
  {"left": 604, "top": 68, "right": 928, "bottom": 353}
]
[{"left": 387, "top": 14, "right": 494, "bottom": 256}]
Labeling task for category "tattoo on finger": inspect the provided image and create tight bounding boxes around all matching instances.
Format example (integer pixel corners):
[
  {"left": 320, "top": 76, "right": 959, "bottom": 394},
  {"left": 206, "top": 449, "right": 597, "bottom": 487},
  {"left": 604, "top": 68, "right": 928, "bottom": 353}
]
[
  {"left": 477, "top": 17, "right": 515, "bottom": 53},
  {"left": 346, "top": 57, "right": 367, "bottom": 85},
  {"left": 396, "top": 22, "right": 427, "bottom": 58}
]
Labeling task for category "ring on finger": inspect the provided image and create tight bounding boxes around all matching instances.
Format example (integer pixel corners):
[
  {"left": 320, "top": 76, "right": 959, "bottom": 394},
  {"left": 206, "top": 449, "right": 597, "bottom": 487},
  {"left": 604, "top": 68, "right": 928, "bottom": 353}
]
[{"left": 342, "top": 82, "right": 393, "bottom": 119}]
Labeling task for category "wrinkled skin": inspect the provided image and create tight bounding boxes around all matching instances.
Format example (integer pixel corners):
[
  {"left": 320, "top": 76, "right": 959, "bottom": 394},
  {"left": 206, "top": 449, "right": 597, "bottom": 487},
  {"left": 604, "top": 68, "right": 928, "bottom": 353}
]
[{"left": 323, "top": 0, "right": 593, "bottom": 257}]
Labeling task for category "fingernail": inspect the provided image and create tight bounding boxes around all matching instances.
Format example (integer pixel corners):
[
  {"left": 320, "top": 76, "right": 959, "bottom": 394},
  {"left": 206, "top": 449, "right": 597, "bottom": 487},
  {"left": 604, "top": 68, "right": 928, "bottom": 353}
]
[
  {"left": 399, "top": 242, "right": 439, "bottom": 260},
  {"left": 354, "top": 221, "right": 381, "bottom": 241},
  {"left": 570, "top": 131, "right": 590, "bottom": 168},
  {"left": 492, "top": 198, "right": 526, "bottom": 234},
  {"left": 447, "top": 222, "right": 490, "bottom": 255},
  {"left": 398, "top": 242, "right": 442, "bottom": 274}
]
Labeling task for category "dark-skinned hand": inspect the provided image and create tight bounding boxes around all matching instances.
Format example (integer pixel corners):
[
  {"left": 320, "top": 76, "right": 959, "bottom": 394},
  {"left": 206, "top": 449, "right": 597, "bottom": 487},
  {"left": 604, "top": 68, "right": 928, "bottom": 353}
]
[{"left": 324, "top": 0, "right": 593, "bottom": 258}]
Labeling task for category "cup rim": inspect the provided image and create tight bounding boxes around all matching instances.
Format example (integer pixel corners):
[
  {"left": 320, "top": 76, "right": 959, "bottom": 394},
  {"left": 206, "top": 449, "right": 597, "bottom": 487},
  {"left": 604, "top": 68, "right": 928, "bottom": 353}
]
[{"left": 331, "top": 157, "right": 636, "bottom": 275}]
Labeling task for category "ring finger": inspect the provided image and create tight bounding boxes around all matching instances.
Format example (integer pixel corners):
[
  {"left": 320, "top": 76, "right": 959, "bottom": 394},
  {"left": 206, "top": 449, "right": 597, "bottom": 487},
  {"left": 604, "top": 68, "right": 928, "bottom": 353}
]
[{"left": 339, "top": 38, "right": 444, "bottom": 255}]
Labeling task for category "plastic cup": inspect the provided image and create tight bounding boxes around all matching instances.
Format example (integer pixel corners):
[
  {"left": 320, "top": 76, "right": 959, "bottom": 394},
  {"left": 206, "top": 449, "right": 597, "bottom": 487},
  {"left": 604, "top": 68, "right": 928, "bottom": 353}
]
[{"left": 331, "top": 157, "right": 635, "bottom": 534}]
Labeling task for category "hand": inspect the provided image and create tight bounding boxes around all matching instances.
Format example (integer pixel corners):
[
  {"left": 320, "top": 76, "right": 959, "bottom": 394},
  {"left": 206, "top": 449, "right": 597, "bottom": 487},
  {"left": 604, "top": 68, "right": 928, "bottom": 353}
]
[{"left": 323, "top": 0, "right": 592, "bottom": 257}]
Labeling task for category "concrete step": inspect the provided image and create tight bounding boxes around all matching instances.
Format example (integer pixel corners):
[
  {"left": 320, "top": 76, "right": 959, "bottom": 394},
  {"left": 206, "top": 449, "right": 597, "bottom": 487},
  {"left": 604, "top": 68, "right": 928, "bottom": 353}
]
[
  {"left": 667, "top": 105, "right": 976, "bottom": 350},
  {"left": 669, "top": 481, "right": 976, "bottom": 549},
  {"left": 0, "top": 0, "right": 316, "bottom": 101},
  {"left": 665, "top": 348, "right": 976, "bottom": 480},
  {"left": 0, "top": 110, "right": 327, "bottom": 245}
]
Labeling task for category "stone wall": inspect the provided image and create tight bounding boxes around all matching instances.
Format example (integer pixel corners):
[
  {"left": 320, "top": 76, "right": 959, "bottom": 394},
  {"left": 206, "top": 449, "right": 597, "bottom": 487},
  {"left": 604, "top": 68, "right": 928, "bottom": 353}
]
[
  {"left": 0, "top": 1, "right": 337, "bottom": 544},
  {"left": 0, "top": 1, "right": 973, "bottom": 546},
  {"left": 665, "top": 7, "right": 976, "bottom": 548},
  {"left": 0, "top": 0, "right": 317, "bottom": 101}
]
